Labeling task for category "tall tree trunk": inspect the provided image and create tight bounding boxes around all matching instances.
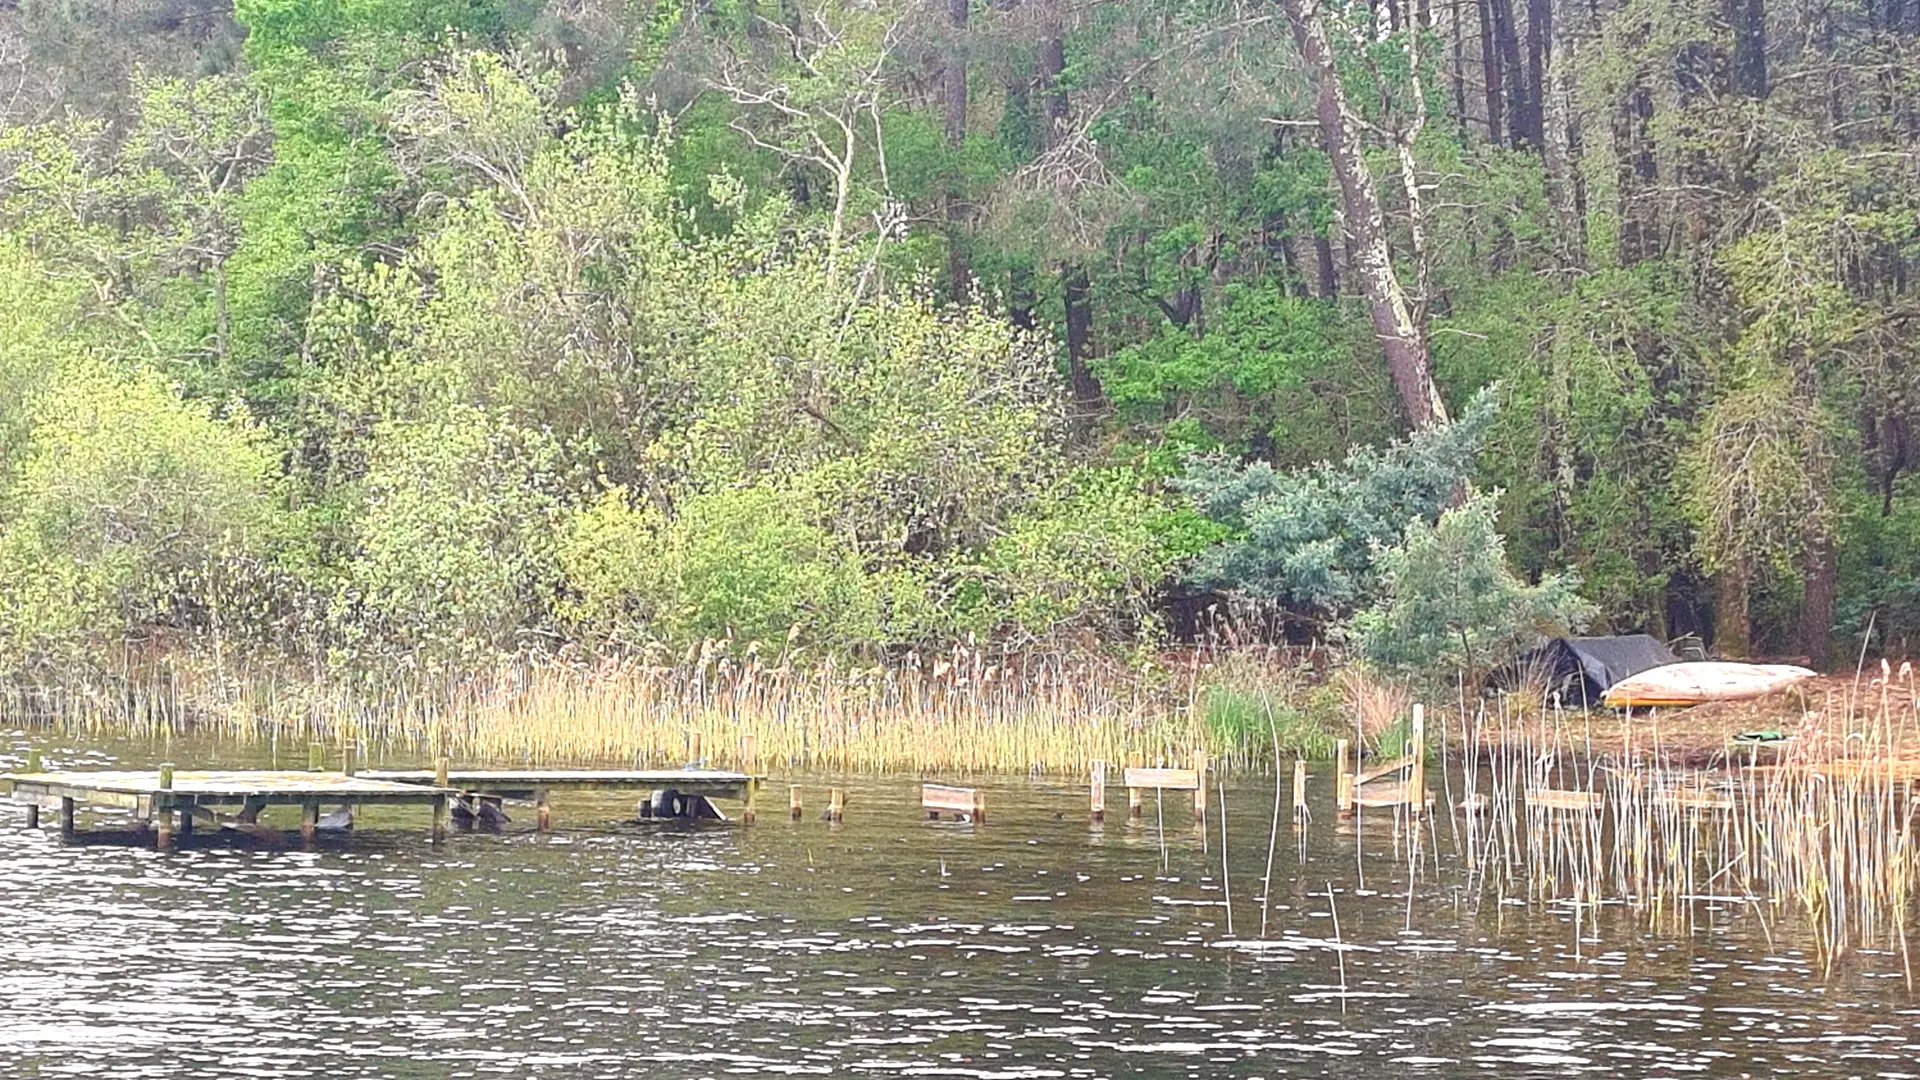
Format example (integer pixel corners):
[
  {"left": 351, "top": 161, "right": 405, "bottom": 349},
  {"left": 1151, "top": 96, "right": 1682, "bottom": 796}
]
[
  {"left": 1063, "top": 266, "right": 1100, "bottom": 414},
  {"left": 1712, "top": 561, "right": 1752, "bottom": 659},
  {"left": 944, "top": 0, "right": 970, "bottom": 301},
  {"left": 1614, "top": 69, "right": 1658, "bottom": 264},
  {"left": 1728, "top": 0, "right": 1768, "bottom": 98},
  {"left": 1314, "top": 234, "right": 1339, "bottom": 298},
  {"left": 1280, "top": 0, "right": 1447, "bottom": 428},
  {"left": 1036, "top": 2, "right": 1101, "bottom": 418},
  {"left": 1489, "top": 0, "right": 1530, "bottom": 149},
  {"left": 1477, "top": 0, "right": 1505, "bottom": 143},
  {"left": 1009, "top": 263, "right": 1036, "bottom": 328},
  {"left": 1451, "top": 0, "right": 1470, "bottom": 139},
  {"left": 1522, "top": 0, "right": 1549, "bottom": 147},
  {"left": 1541, "top": 0, "right": 1583, "bottom": 268}
]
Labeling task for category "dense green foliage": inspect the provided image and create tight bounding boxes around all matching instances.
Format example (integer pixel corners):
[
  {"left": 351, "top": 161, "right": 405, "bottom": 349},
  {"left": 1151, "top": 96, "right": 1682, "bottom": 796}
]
[{"left": 3, "top": 0, "right": 1916, "bottom": 683}]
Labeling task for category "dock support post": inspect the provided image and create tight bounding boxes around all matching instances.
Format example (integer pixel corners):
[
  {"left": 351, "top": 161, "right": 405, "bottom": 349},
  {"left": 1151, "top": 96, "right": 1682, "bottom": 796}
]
[
  {"left": 1128, "top": 753, "right": 1143, "bottom": 818},
  {"left": 1192, "top": 748, "right": 1209, "bottom": 825},
  {"left": 535, "top": 788, "right": 551, "bottom": 832},
  {"left": 301, "top": 801, "right": 319, "bottom": 848},
  {"left": 741, "top": 736, "right": 759, "bottom": 825},
  {"left": 972, "top": 788, "right": 987, "bottom": 825},
  {"left": 308, "top": 742, "right": 324, "bottom": 772},
  {"left": 342, "top": 742, "right": 358, "bottom": 777},
  {"left": 22, "top": 751, "right": 40, "bottom": 827},
  {"left": 1409, "top": 704, "right": 1427, "bottom": 816},
  {"left": 828, "top": 787, "right": 844, "bottom": 823},
  {"left": 1335, "top": 739, "right": 1353, "bottom": 817},
  {"left": 431, "top": 794, "right": 448, "bottom": 845},
  {"left": 59, "top": 797, "right": 75, "bottom": 839},
  {"left": 1090, "top": 760, "right": 1106, "bottom": 822},
  {"left": 789, "top": 785, "right": 803, "bottom": 820},
  {"left": 1293, "top": 759, "right": 1308, "bottom": 822},
  {"left": 155, "top": 762, "right": 177, "bottom": 850}
]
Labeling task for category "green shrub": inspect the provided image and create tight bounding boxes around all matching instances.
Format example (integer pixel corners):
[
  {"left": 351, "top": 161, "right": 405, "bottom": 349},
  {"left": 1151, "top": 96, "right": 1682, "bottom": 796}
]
[
  {"left": 559, "top": 483, "right": 878, "bottom": 655},
  {"left": 0, "top": 361, "right": 277, "bottom": 663},
  {"left": 1348, "top": 493, "right": 1595, "bottom": 687}
]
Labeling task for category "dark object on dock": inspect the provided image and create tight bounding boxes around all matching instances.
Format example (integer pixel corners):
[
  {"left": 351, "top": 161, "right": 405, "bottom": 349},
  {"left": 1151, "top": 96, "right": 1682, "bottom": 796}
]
[
  {"left": 637, "top": 788, "right": 728, "bottom": 822},
  {"left": 1487, "top": 635, "right": 1679, "bottom": 705}
]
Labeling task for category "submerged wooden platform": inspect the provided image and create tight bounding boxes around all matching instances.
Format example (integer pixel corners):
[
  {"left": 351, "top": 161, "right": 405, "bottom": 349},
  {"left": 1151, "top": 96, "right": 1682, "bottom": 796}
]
[
  {"left": 359, "top": 767, "right": 756, "bottom": 798},
  {"left": 362, "top": 766, "right": 765, "bottom": 827}
]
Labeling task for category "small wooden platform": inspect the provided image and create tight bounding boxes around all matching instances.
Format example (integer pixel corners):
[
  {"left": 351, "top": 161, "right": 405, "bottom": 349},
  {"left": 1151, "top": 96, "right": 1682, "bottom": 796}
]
[{"left": 922, "top": 783, "right": 984, "bottom": 822}]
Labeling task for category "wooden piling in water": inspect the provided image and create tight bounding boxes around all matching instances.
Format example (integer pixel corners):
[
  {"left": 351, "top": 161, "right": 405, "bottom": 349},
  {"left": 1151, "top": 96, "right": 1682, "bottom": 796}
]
[
  {"left": 431, "top": 793, "right": 448, "bottom": 844},
  {"left": 59, "top": 797, "right": 74, "bottom": 839},
  {"left": 789, "top": 784, "right": 804, "bottom": 820},
  {"left": 1192, "top": 748, "right": 1209, "bottom": 825},
  {"left": 308, "top": 742, "right": 324, "bottom": 772},
  {"left": 1409, "top": 705, "right": 1427, "bottom": 817},
  {"left": 1335, "top": 739, "right": 1354, "bottom": 817},
  {"left": 301, "top": 800, "right": 319, "bottom": 848},
  {"left": 1090, "top": 760, "right": 1107, "bottom": 822},
  {"left": 155, "top": 762, "right": 176, "bottom": 850},
  {"left": 534, "top": 788, "right": 551, "bottom": 832},
  {"left": 828, "top": 787, "right": 844, "bottom": 823},
  {"left": 1127, "top": 753, "right": 1144, "bottom": 818},
  {"left": 741, "top": 736, "right": 758, "bottom": 825},
  {"left": 342, "top": 742, "right": 358, "bottom": 778},
  {"left": 1292, "top": 759, "right": 1308, "bottom": 821},
  {"left": 23, "top": 750, "right": 40, "bottom": 829}
]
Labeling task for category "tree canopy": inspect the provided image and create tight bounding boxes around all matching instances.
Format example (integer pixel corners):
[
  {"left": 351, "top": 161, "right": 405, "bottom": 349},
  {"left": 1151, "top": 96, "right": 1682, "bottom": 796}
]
[{"left": 3, "top": 0, "right": 1916, "bottom": 679}]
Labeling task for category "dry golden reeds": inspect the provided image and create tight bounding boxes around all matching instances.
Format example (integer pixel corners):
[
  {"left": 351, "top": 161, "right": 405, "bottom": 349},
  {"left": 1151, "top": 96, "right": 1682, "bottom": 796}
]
[
  {"left": 1, "top": 643, "right": 1226, "bottom": 776},
  {"left": 1456, "top": 681, "right": 1919, "bottom": 966}
]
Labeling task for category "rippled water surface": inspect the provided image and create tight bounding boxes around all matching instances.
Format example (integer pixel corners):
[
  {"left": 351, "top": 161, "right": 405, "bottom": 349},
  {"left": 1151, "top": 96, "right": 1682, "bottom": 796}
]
[{"left": 3, "top": 733, "right": 1916, "bottom": 1078}]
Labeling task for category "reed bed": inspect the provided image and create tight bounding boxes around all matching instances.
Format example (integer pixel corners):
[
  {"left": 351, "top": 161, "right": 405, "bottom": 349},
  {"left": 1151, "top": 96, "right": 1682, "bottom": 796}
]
[
  {"left": 0, "top": 644, "right": 1243, "bottom": 775},
  {"left": 1454, "top": 682, "right": 1919, "bottom": 965}
]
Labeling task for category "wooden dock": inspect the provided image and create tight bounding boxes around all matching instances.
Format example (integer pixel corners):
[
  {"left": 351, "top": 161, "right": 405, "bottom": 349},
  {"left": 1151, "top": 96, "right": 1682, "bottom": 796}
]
[
  {"left": 2, "top": 768, "right": 457, "bottom": 849},
  {"left": 4, "top": 764, "right": 766, "bottom": 848}
]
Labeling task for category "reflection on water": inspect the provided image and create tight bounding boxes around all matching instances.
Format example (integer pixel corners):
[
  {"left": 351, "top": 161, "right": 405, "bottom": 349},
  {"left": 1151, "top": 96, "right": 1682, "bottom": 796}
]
[{"left": 1, "top": 733, "right": 1916, "bottom": 1078}]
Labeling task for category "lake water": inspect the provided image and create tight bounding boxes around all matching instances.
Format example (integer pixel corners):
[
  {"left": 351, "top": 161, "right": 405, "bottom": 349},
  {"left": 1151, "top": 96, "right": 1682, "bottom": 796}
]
[{"left": 2, "top": 733, "right": 1916, "bottom": 1078}]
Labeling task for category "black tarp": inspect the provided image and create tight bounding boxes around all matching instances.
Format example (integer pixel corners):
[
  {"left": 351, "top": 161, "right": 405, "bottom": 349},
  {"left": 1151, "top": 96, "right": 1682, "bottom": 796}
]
[{"left": 1489, "top": 635, "right": 1679, "bottom": 704}]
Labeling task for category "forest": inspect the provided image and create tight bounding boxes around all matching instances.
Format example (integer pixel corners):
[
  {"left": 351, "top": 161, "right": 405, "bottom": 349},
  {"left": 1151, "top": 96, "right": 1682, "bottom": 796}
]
[{"left": 1, "top": 0, "right": 1917, "bottom": 696}]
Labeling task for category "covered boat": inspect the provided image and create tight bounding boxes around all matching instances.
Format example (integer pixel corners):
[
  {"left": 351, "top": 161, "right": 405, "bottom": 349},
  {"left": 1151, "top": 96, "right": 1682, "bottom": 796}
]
[{"left": 1600, "top": 661, "right": 1817, "bottom": 708}]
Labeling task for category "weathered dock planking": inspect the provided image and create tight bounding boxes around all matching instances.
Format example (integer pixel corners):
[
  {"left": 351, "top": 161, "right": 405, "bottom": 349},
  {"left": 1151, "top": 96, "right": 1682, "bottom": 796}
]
[{"left": 2, "top": 768, "right": 459, "bottom": 848}]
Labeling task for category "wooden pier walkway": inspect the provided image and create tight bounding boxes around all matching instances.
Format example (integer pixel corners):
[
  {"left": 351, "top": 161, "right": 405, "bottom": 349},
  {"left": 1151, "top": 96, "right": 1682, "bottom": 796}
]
[
  {"left": 3, "top": 763, "right": 766, "bottom": 848},
  {"left": 1, "top": 768, "right": 457, "bottom": 848}
]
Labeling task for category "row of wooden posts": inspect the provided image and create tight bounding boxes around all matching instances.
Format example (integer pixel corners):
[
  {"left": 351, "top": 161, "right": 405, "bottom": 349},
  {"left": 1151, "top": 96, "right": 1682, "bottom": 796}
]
[{"left": 799, "top": 705, "right": 1439, "bottom": 827}]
